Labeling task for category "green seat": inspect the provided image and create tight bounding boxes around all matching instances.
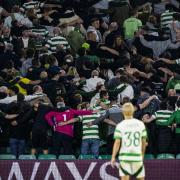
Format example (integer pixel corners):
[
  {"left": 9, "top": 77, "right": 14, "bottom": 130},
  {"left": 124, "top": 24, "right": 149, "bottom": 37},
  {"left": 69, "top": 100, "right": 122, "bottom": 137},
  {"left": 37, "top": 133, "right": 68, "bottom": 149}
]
[
  {"left": 176, "top": 154, "right": 180, "bottom": 159},
  {"left": 38, "top": 154, "right": 56, "bottom": 160},
  {"left": 0, "top": 154, "right": 16, "bottom": 160},
  {"left": 19, "top": 155, "right": 36, "bottom": 160},
  {"left": 144, "top": 154, "right": 155, "bottom": 159},
  {"left": 99, "top": 155, "right": 112, "bottom": 160},
  {"left": 78, "top": 155, "right": 95, "bottom": 159},
  {"left": 58, "top": 155, "right": 76, "bottom": 160},
  {"left": 157, "top": 153, "right": 175, "bottom": 159},
  {"left": 0, "top": 147, "right": 11, "bottom": 154},
  {"left": 0, "top": 147, "right": 7, "bottom": 153}
]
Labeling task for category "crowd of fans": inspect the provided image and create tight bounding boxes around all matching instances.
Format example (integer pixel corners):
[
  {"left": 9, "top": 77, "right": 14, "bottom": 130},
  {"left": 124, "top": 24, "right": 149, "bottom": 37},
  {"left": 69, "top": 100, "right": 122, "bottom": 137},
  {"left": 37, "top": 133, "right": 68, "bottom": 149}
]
[{"left": 0, "top": 0, "right": 179, "bottom": 158}]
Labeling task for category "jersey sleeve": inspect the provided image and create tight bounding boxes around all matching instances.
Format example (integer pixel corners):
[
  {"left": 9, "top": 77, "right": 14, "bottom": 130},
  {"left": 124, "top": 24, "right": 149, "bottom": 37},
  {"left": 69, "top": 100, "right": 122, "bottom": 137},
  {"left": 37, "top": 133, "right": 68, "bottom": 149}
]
[{"left": 114, "top": 125, "right": 122, "bottom": 139}]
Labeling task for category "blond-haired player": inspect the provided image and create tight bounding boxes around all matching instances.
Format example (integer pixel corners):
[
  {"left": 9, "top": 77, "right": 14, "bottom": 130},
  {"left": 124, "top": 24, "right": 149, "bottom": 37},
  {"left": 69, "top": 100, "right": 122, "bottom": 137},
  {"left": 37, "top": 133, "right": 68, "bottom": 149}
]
[{"left": 111, "top": 103, "right": 147, "bottom": 180}]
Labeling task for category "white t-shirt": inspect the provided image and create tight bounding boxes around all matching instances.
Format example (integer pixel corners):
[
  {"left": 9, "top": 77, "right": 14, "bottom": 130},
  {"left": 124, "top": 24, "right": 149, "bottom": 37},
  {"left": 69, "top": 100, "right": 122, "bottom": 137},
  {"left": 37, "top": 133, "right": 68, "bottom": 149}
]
[
  {"left": 117, "top": 84, "right": 134, "bottom": 104},
  {"left": 114, "top": 119, "right": 147, "bottom": 162},
  {"left": 22, "top": 38, "right": 29, "bottom": 48},
  {"left": 83, "top": 76, "right": 105, "bottom": 92}
]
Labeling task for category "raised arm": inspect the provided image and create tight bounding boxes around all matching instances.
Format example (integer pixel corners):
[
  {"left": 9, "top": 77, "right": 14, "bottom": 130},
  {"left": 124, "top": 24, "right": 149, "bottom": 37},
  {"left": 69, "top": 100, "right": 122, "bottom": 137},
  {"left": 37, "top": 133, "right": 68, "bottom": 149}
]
[
  {"left": 5, "top": 114, "right": 19, "bottom": 119},
  {"left": 72, "top": 109, "right": 93, "bottom": 116},
  {"left": 139, "top": 95, "right": 158, "bottom": 110},
  {"left": 99, "top": 46, "right": 120, "bottom": 56},
  {"left": 87, "top": 110, "right": 109, "bottom": 127},
  {"left": 104, "top": 119, "right": 117, "bottom": 126},
  {"left": 135, "top": 68, "right": 152, "bottom": 79},
  {"left": 58, "top": 118, "right": 79, "bottom": 126},
  {"left": 160, "top": 58, "right": 176, "bottom": 65}
]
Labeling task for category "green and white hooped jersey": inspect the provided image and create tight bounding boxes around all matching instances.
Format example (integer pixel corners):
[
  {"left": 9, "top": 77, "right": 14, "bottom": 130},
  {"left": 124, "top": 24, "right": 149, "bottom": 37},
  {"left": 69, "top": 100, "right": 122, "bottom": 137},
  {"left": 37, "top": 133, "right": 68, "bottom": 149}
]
[
  {"left": 31, "top": 27, "right": 49, "bottom": 38},
  {"left": 154, "top": 110, "right": 173, "bottom": 126},
  {"left": 93, "top": 100, "right": 110, "bottom": 114},
  {"left": 114, "top": 119, "right": 147, "bottom": 162},
  {"left": 22, "top": 1, "right": 43, "bottom": 12},
  {"left": 79, "top": 114, "right": 101, "bottom": 140}
]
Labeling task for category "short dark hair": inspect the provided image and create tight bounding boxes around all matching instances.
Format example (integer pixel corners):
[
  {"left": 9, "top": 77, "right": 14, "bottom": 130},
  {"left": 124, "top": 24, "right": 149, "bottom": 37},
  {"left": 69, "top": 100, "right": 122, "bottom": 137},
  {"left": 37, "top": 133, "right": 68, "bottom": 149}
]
[
  {"left": 130, "top": 9, "right": 138, "bottom": 16},
  {"left": 123, "top": 57, "right": 131, "bottom": 66},
  {"left": 119, "top": 75, "right": 128, "bottom": 83},
  {"left": 90, "top": 18, "right": 99, "bottom": 24},
  {"left": 46, "top": 54, "right": 57, "bottom": 66},
  {"left": 100, "top": 90, "right": 108, "bottom": 99},
  {"left": 160, "top": 100, "right": 167, "bottom": 110},
  {"left": 115, "top": 68, "right": 125, "bottom": 75}
]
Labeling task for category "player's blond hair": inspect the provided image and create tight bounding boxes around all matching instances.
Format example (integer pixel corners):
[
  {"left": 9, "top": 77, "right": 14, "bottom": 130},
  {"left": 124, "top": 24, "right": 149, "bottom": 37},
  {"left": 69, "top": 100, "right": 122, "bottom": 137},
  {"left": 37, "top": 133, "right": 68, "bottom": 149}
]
[{"left": 122, "top": 102, "right": 135, "bottom": 117}]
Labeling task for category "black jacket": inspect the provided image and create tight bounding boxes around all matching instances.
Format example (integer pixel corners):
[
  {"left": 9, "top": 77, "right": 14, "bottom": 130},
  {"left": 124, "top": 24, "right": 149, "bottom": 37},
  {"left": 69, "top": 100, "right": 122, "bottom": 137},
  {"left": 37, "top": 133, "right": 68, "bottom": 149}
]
[{"left": 7, "top": 101, "right": 32, "bottom": 139}]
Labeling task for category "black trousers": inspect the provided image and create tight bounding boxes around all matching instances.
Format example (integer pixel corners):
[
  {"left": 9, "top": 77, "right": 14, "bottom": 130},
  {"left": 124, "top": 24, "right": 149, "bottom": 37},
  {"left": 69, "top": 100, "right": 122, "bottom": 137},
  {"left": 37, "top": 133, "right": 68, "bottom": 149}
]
[
  {"left": 175, "top": 133, "right": 180, "bottom": 154},
  {"left": 157, "top": 126, "right": 172, "bottom": 153},
  {"left": 32, "top": 129, "right": 48, "bottom": 150},
  {"left": 53, "top": 132, "right": 73, "bottom": 156},
  {"left": 106, "top": 134, "right": 114, "bottom": 155}
]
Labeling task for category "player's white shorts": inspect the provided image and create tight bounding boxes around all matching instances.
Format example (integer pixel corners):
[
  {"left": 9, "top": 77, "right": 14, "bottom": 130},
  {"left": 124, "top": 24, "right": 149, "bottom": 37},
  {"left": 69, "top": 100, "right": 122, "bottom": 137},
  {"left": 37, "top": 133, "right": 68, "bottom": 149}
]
[{"left": 119, "top": 161, "right": 145, "bottom": 178}]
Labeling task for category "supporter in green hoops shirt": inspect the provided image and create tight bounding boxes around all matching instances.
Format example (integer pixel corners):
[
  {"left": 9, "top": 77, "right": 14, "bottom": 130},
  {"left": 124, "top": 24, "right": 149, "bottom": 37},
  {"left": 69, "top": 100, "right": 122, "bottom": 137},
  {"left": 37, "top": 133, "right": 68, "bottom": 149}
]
[
  {"left": 93, "top": 90, "right": 110, "bottom": 114},
  {"left": 92, "top": 90, "right": 110, "bottom": 141},
  {"left": 164, "top": 99, "right": 180, "bottom": 153},
  {"left": 59, "top": 113, "right": 101, "bottom": 158},
  {"left": 58, "top": 106, "right": 112, "bottom": 158},
  {"left": 143, "top": 101, "right": 173, "bottom": 153},
  {"left": 111, "top": 103, "right": 147, "bottom": 180}
]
